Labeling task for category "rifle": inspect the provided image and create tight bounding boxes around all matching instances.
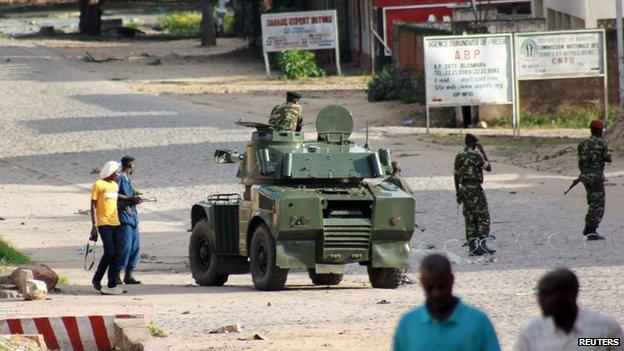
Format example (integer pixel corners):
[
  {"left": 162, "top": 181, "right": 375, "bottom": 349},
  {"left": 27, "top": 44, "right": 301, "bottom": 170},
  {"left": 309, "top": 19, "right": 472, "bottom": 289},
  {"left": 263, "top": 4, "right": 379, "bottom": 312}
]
[
  {"left": 476, "top": 142, "right": 492, "bottom": 172},
  {"left": 564, "top": 177, "right": 581, "bottom": 195}
]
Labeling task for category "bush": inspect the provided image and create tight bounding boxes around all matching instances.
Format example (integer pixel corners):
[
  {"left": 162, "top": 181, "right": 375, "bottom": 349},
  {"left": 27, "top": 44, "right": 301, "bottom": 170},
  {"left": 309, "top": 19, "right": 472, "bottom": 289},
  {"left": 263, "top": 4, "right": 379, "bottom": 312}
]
[
  {"left": 158, "top": 12, "right": 201, "bottom": 36},
  {"left": 367, "top": 66, "right": 425, "bottom": 104},
  {"left": 278, "top": 50, "right": 325, "bottom": 79}
]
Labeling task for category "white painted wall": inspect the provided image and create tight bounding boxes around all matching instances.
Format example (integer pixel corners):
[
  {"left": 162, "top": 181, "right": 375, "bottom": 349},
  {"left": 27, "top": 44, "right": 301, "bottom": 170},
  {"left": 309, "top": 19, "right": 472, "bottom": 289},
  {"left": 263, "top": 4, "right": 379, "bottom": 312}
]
[{"left": 533, "top": 0, "right": 616, "bottom": 28}]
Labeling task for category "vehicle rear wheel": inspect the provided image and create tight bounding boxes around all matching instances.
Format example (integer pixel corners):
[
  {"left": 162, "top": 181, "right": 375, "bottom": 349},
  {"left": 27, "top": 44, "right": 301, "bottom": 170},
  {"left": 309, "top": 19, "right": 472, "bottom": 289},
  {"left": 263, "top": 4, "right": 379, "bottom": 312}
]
[
  {"left": 367, "top": 266, "right": 403, "bottom": 289},
  {"left": 307, "top": 269, "right": 343, "bottom": 286},
  {"left": 250, "top": 224, "right": 288, "bottom": 291},
  {"left": 189, "top": 219, "right": 228, "bottom": 286}
]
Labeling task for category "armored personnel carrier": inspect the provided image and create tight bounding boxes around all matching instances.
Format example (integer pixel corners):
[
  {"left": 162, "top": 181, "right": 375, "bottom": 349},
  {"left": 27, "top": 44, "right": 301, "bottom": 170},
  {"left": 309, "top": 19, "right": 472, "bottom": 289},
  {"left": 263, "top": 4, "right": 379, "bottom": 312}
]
[{"left": 189, "top": 105, "right": 415, "bottom": 291}]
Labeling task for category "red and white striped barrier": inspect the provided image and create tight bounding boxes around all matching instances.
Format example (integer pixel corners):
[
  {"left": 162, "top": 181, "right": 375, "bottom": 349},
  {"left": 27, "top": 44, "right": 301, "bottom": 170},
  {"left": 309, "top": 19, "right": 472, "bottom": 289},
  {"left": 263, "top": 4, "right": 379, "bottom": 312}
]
[{"left": 0, "top": 314, "right": 147, "bottom": 351}]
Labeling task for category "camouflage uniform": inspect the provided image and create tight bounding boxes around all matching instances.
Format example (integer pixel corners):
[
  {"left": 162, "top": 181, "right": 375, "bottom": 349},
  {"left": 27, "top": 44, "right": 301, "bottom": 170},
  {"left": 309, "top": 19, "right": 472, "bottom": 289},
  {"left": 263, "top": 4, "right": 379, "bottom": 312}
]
[
  {"left": 383, "top": 174, "right": 413, "bottom": 195},
  {"left": 268, "top": 102, "right": 303, "bottom": 131},
  {"left": 578, "top": 136, "right": 611, "bottom": 230},
  {"left": 454, "top": 147, "right": 490, "bottom": 241}
]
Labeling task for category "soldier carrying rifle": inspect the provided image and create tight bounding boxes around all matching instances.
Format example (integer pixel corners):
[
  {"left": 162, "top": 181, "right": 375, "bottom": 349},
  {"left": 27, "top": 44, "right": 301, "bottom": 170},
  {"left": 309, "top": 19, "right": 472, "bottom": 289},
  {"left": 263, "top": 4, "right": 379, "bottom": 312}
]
[{"left": 570, "top": 120, "right": 612, "bottom": 240}]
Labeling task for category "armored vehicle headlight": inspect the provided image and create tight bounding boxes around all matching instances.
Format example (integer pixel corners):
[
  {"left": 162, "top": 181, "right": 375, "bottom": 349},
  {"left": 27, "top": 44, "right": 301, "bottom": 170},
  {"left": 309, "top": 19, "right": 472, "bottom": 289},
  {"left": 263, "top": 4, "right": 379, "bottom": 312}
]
[
  {"left": 290, "top": 215, "right": 312, "bottom": 227},
  {"left": 389, "top": 215, "right": 401, "bottom": 226}
]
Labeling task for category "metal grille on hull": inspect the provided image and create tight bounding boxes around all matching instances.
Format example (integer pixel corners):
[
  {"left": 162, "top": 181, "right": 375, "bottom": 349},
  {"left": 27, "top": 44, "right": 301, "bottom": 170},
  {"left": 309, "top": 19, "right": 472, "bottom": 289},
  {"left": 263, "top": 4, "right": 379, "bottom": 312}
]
[{"left": 322, "top": 218, "right": 371, "bottom": 250}]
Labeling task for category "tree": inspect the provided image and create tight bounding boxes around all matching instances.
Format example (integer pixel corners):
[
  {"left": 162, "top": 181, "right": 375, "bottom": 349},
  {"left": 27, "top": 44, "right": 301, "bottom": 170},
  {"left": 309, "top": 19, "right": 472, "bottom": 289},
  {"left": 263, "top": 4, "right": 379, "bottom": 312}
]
[
  {"left": 79, "top": 0, "right": 105, "bottom": 35},
  {"left": 468, "top": 0, "right": 492, "bottom": 33},
  {"left": 201, "top": 0, "right": 218, "bottom": 46}
]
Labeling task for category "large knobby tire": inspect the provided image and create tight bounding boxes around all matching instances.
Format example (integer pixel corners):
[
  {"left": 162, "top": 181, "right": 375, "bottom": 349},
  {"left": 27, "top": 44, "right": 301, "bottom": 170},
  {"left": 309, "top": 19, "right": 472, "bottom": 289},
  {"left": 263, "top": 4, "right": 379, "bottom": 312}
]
[
  {"left": 367, "top": 266, "right": 404, "bottom": 289},
  {"left": 307, "top": 269, "right": 343, "bottom": 286},
  {"left": 189, "top": 220, "right": 228, "bottom": 286},
  {"left": 249, "top": 224, "right": 288, "bottom": 291}
]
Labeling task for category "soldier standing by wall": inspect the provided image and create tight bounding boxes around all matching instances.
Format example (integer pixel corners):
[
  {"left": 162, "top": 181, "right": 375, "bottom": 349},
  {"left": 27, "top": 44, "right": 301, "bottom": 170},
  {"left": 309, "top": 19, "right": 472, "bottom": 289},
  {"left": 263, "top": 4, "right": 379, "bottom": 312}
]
[
  {"left": 577, "top": 120, "right": 612, "bottom": 240},
  {"left": 454, "top": 134, "right": 495, "bottom": 256},
  {"left": 268, "top": 91, "right": 303, "bottom": 132}
]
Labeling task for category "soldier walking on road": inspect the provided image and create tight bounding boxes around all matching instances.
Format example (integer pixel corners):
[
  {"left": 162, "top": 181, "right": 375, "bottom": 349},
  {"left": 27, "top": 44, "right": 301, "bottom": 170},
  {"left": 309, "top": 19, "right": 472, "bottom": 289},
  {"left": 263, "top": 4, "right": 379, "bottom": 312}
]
[
  {"left": 454, "top": 134, "right": 495, "bottom": 256},
  {"left": 268, "top": 91, "right": 303, "bottom": 132},
  {"left": 577, "top": 120, "right": 612, "bottom": 240}
]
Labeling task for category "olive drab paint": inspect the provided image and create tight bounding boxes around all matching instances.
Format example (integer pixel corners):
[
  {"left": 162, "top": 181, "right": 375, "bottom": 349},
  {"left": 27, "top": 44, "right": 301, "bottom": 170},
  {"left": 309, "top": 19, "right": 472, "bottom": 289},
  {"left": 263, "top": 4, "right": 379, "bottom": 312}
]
[{"left": 189, "top": 105, "right": 416, "bottom": 291}]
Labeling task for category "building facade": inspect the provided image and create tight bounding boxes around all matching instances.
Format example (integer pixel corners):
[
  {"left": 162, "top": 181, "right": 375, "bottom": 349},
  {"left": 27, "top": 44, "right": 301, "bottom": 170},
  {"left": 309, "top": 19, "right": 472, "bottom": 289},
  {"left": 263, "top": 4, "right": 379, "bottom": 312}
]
[{"left": 532, "top": 0, "right": 617, "bottom": 29}]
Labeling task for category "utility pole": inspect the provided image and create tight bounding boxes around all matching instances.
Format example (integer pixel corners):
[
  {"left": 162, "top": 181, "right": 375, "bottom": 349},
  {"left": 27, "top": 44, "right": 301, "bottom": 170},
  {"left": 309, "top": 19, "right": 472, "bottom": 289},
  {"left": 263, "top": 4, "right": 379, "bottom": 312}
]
[{"left": 617, "top": 0, "right": 624, "bottom": 116}]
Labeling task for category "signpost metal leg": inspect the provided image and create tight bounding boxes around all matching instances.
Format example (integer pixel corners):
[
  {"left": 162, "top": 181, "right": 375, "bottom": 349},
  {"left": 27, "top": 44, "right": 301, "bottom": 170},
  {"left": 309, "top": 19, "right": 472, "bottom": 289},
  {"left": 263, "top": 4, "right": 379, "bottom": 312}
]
[
  {"left": 263, "top": 52, "right": 271, "bottom": 79},
  {"left": 617, "top": 0, "right": 624, "bottom": 119},
  {"left": 426, "top": 106, "right": 430, "bottom": 134},
  {"left": 334, "top": 10, "right": 342, "bottom": 76}
]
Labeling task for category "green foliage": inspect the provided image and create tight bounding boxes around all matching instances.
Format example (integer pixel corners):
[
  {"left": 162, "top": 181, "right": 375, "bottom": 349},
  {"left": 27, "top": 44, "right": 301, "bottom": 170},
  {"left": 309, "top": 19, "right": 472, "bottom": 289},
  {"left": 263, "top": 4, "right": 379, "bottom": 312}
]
[
  {"left": 367, "top": 66, "right": 424, "bottom": 104},
  {"left": 58, "top": 276, "right": 70, "bottom": 285},
  {"left": 124, "top": 20, "right": 140, "bottom": 31},
  {"left": 0, "top": 238, "right": 31, "bottom": 266},
  {"left": 278, "top": 50, "right": 325, "bottom": 79},
  {"left": 158, "top": 12, "right": 201, "bottom": 36},
  {"left": 497, "top": 106, "right": 620, "bottom": 129},
  {"left": 223, "top": 13, "right": 235, "bottom": 37},
  {"left": 148, "top": 322, "right": 167, "bottom": 338}
]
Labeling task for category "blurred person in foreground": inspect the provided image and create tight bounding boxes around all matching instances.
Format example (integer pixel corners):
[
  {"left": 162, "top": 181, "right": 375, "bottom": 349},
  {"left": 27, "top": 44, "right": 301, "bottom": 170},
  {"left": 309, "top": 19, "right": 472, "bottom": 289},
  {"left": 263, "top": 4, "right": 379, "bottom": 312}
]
[
  {"left": 393, "top": 254, "right": 501, "bottom": 351},
  {"left": 514, "top": 269, "right": 623, "bottom": 351}
]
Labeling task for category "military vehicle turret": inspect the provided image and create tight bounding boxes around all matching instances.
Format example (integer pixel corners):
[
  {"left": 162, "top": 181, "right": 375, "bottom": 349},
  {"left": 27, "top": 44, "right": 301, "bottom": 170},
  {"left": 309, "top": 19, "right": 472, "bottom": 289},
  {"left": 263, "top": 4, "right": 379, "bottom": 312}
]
[{"left": 189, "top": 105, "right": 415, "bottom": 291}]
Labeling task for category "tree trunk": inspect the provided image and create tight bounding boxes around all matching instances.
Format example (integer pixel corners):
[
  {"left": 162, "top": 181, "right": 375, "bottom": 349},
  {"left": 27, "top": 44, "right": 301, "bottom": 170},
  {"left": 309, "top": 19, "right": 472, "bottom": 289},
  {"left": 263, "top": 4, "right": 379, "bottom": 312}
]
[
  {"left": 201, "top": 0, "right": 217, "bottom": 46},
  {"left": 79, "top": 0, "right": 104, "bottom": 35}
]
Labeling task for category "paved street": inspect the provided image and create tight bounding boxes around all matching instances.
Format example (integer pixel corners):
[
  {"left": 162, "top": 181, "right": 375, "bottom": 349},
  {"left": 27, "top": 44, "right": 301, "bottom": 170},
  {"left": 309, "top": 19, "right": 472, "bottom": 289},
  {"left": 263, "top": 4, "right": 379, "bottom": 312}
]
[{"left": 0, "top": 39, "right": 623, "bottom": 350}]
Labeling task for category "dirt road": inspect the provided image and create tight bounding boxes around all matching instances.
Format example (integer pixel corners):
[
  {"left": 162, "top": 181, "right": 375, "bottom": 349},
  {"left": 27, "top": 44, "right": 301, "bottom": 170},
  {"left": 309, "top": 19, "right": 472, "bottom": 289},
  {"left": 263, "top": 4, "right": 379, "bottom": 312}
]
[{"left": 0, "top": 39, "right": 623, "bottom": 351}]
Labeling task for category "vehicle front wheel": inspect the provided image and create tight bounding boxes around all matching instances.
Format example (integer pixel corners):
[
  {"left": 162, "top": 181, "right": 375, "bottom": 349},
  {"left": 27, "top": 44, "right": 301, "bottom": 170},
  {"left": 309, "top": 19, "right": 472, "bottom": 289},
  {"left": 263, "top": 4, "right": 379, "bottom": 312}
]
[
  {"left": 307, "top": 269, "right": 343, "bottom": 286},
  {"left": 249, "top": 224, "right": 288, "bottom": 291},
  {"left": 189, "top": 219, "right": 228, "bottom": 286},
  {"left": 367, "top": 266, "right": 403, "bottom": 289}
]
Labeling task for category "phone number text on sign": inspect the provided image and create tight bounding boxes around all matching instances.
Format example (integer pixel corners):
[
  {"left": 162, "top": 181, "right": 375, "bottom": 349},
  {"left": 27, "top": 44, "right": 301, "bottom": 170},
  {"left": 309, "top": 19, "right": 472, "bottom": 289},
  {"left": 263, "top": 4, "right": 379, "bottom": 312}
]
[{"left": 424, "top": 35, "right": 514, "bottom": 107}]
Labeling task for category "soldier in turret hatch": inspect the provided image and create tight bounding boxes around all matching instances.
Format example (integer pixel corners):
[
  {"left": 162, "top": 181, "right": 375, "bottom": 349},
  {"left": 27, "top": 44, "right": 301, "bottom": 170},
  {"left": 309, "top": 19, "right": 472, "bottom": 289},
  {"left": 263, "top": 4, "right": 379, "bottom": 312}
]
[{"left": 269, "top": 91, "right": 303, "bottom": 132}]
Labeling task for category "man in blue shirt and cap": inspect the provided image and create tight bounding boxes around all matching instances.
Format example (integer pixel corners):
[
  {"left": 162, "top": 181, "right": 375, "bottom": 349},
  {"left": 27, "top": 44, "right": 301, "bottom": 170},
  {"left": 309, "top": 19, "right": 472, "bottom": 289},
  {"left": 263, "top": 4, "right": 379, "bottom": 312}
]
[
  {"left": 118, "top": 156, "right": 143, "bottom": 285},
  {"left": 393, "top": 254, "right": 501, "bottom": 351}
]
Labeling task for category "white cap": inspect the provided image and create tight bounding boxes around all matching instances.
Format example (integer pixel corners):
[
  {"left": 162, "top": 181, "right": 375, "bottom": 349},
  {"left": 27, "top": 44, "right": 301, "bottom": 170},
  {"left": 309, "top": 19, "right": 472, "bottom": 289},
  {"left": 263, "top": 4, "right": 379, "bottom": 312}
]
[{"left": 99, "top": 161, "right": 120, "bottom": 179}]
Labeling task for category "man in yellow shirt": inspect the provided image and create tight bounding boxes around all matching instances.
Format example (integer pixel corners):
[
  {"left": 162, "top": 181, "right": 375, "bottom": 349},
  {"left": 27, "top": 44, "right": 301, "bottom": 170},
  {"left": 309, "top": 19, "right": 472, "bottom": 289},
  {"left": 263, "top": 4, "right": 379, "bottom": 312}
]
[{"left": 90, "top": 161, "right": 125, "bottom": 295}]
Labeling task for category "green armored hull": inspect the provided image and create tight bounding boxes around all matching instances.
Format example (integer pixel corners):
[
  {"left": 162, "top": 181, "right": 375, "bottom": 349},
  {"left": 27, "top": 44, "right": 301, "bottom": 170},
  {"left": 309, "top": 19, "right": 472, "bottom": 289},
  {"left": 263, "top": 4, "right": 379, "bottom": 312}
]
[{"left": 189, "top": 105, "right": 415, "bottom": 291}]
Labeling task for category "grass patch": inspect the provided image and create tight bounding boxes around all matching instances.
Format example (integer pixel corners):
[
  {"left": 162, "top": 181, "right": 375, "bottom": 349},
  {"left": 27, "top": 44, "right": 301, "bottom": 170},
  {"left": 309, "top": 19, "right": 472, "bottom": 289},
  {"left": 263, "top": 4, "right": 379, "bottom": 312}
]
[
  {"left": 148, "top": 322, "right": 167, "bottom": 337},
  {"left": 416, "top": 134, "right": 582, "bottom": 148},
  {"left": 58, "top": 276, "right": 70, "bottom": 285},
  {"left": 415, "top": 134, "right": 583, "bottom": 162},
  {"left": 0, "top": 238, "right": 31, "bottom": 266},
  {"left": 498, "top": 106, "right": 620, "bottom": 129},
  {"left": 158, "top": 12, "right": 201, "bottom": 36}
]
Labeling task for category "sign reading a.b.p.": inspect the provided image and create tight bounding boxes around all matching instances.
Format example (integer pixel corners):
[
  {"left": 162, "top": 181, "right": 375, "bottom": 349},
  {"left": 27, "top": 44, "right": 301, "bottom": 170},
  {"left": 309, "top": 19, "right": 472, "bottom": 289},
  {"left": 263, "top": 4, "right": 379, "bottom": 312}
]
[
  {"left": 261, "top": 10, "right": 337, "bottom": 52},
  {"left": 424, "top": 34, "right": 514, "bottom": 107}
]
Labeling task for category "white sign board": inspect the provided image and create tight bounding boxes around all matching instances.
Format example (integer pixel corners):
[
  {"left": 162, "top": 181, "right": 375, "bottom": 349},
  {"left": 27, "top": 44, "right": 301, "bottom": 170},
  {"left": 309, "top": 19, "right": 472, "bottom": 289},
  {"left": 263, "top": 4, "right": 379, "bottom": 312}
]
[
  {"left": 515, "top": 30, "right": 605, "bottom": 80},
  {"left": 424, "top": 34, "right": 514, "bottom": 107},
  {"left": 260, "top": 10, "right": 338, "bottom": 52}
]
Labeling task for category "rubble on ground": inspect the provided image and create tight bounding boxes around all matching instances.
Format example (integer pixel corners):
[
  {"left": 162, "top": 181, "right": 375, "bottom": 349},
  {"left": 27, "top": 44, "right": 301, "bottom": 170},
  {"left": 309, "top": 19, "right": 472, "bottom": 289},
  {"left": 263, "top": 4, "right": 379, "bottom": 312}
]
[
  {"left": 0, "top": 334, "right": 47, "bottom": 351},
  {"left": 9, "top": 264, "right": 58, "bottom": 290}
]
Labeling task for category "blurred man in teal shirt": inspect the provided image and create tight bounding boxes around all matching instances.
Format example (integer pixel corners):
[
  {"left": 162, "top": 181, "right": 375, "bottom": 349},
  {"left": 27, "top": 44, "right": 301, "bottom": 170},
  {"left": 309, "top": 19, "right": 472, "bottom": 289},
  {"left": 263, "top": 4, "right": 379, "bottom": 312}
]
[{"left": 393, "top": 254, "right": 501, "bottom": 351}]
